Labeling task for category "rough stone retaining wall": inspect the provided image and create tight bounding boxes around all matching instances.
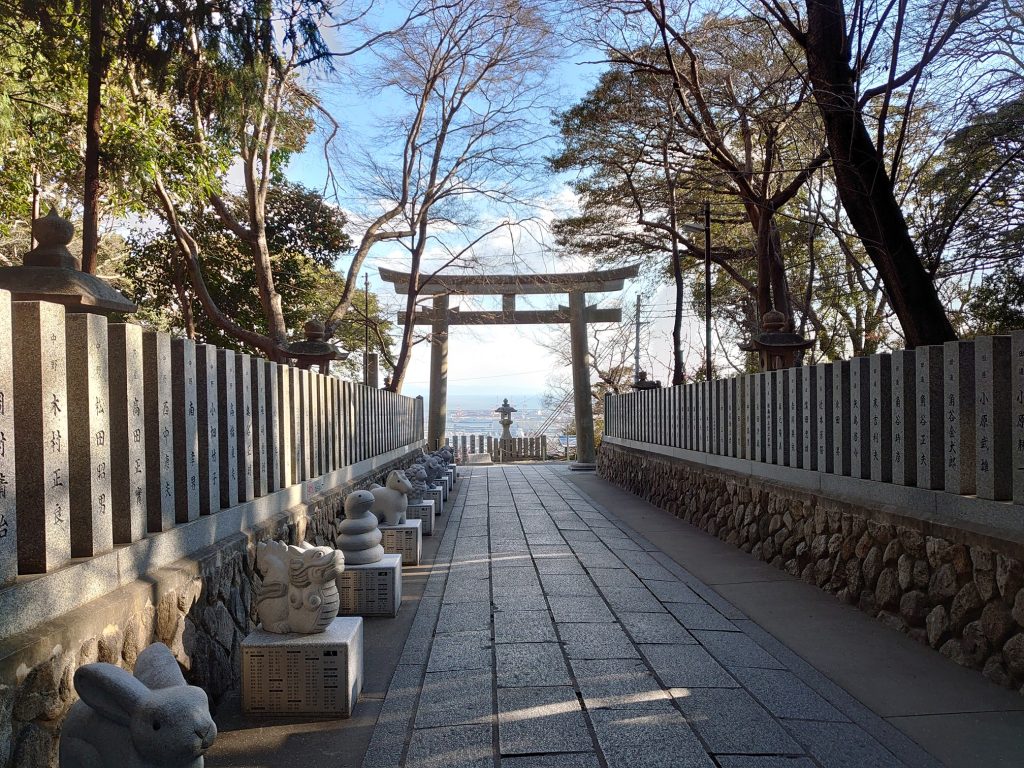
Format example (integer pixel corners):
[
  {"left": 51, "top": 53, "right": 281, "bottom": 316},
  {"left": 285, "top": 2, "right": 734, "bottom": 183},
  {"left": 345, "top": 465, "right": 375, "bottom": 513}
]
[
  {"left": 599, "top": 442, "right": 1024, "bottom": 695},
  {"left": 0, "top": 450, "right": 418, "bottom": 768}
]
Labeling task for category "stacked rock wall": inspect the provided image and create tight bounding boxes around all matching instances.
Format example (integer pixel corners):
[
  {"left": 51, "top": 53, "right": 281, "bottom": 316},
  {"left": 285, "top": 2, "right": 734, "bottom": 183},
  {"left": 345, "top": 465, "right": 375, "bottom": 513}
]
[
  {"left": 0, "top": 450, "right": 417, "bottom": 768},
  {"left": 598, "top": 442, "right": 1024, "bottom": 694}
]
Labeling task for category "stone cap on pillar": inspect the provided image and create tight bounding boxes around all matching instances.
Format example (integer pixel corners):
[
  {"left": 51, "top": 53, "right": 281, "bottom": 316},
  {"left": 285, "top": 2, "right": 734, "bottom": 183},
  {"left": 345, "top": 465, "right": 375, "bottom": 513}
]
[
  {"left": 0, "top": 209, "right": 137, "bottom": 314},
  {"left": 740, "top": 310, "right": 814, "bottom": 371},
  {"left": 284, "top": 319, "right": 349, "bottom": 370}
]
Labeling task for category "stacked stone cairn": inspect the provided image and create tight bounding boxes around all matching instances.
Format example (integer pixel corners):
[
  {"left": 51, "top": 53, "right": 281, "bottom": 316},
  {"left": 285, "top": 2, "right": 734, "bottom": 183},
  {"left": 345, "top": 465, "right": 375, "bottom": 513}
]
[{"left": 338, "top": 490, "right": 386, "bottom": 565}]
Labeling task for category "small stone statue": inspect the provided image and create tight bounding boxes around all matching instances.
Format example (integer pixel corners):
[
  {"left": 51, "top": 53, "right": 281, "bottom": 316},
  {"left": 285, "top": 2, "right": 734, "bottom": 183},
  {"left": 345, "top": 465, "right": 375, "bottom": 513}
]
[
  {"left": 255, "top": 540, "right": 344, "bottom": 634},
  {"left": 368, "top": 469, "right": 414, "bottom": 525},
  {"left": 436, "top": 446, "right": 455, "bottom": 464},
  {"left": 338, "top": 490, "right": 385, "bottom": 564},
  {"left": 59, "top": 642, "right": 217, "bottom": 768},
  {"left": 405, "top": 463, "right": 431, "bottom": 503},
  {"left": 415, "top": 453, "right": 446, "bottom": 484}
]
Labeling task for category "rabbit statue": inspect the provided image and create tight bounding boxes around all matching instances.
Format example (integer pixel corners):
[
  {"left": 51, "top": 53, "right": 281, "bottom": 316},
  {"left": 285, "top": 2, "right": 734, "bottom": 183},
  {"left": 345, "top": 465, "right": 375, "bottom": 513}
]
[
  {"left": 59, "top": 642, "right": 217, "bottom": 768},
  {"left": 255, "top": 540, "right": 343, "bottom": 634},
  {"left": 368, "top": 469, "right": 413, "bottom": 525}
]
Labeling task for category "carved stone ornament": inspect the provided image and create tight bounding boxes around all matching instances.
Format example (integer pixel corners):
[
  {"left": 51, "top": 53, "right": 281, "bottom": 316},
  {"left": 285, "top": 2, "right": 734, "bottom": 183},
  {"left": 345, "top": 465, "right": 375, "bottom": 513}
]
[
  {"left": 369, "top": 469, "right": 414, "bottom": 525},
  {"left": 404, "top": 463, "right": 431, "bottom": 503},
  {"left": 338, "top": 489, "right": 385, "bottom": 565},
  {"left": 59, "top": 642, "right": 217, "bottom": 768},
  {"left": 255, "top": 540, "right": 344, "bottom": 634}
]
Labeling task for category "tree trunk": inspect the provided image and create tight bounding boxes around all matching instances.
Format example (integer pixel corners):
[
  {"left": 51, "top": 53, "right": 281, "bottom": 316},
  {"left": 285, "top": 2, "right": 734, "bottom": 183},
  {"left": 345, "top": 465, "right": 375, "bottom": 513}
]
[
  {"left": 82, "top": 0, "right": 103, "bottom": 274},
  {"left": 804, "top": 0, "right": 956, "bottom": 347}
]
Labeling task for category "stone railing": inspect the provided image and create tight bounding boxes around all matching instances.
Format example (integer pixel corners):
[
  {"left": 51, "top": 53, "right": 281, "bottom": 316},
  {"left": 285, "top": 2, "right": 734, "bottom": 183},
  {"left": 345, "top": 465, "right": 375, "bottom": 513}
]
[
  {"left": 0, "top": 289, "right": 424, "bottom": 639},
  {"left": 446, "top": 434, "right": 547, "bottom": 462},
  {"left": 604, "top": 336, "right": 1024, "bottom": 530}
]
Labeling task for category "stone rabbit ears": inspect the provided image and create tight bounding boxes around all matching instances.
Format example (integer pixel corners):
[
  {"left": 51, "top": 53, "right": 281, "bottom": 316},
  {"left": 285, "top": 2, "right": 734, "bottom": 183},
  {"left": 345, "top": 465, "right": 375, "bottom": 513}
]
[
  {"left": 133, "top": 641, "right": 187, "bottom": 690},
  {"left": 73, "top": 662, "right": 150, "bottom": 726}
]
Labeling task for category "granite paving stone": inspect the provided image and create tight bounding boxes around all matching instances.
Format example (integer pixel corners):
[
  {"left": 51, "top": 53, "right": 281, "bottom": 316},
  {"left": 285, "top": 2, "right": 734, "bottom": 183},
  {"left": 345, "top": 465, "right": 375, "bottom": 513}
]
[
  {"left": 500, "top": 755, "right": 601, "bottom": 768},
  {"left": 492, "top": 593, "right": 548, "bottom": 612},
  {"left": 588, "top": 709, "right": 716, "bottom": 768},
  {"left": 415, "top": 670, "right": 493, "bottom": 728},
  {"left": 617, "top": 612, "right": 697, "bottom": 644},
  {"left": 406, "top": 724, "right": 492, "bottom": 768},
  {"left": 731, "top": 668, "right": 848, "bottom": 722},
  {"left": 641, "top": 643, "right": 738, "bottom": 688},
  {"left": 570, "top": 658, "right": 673, "bottom": 710},
  {"left": 673, "top": 687, "right": 804, "bottom": 755},
  {"left": 667, "top": 602, "right": 740, "bottom": 632},
  {"left": 538, "top": 572, "right": 600, "bottom": 596},
  {"left": 436, "top": 601, "right": 491, "bottom": 634},
  {"left": 782, "top": 720, "right": 907, "bottom": 767},
  {"left": 558, "top": 622, "right": 639, "bottom": 659},
  {"left": 642, "top": 579, "right": 702, "bottom": 603},
  {"left": 493, "top": 610, "right": 558, "bottom": 643},
  {"left": 692, "top": 630, "right": 785, "bottom": 670},
  {"left": 497, "top": 686, "right": 593, "bottom": 756},
  {"left": 716, "top": 759, "right": 817, "bottom": 768},
  {"left": 427, "top": 630, "right": 492, "bottom": 673},
  {"left": 496, "top": 642, "right": 572, "bottom": 687},
  {"left": 599, "top": 585, "right": 666, "bottom": 614},
  {"left": 587, "top": 568, "right": 645, "bottom": 588},
  {"left": 548, "top": 595, "right": 616, "bottom": 623},
  {"left": 533, "top": 558, "right": 588, "bottom": 576}
]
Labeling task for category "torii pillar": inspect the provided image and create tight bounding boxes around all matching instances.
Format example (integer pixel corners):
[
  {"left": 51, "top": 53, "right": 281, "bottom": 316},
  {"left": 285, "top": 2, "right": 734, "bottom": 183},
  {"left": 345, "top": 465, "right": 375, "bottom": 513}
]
[{"left": 379, "top": 266, "right": 639, "bottom": 467}]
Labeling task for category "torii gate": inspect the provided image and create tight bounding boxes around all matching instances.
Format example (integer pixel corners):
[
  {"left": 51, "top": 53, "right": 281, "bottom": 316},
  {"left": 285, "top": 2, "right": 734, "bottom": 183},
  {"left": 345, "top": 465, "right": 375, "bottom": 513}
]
[{"left": 380, "top": 265, "right": 639, "bottom": 469}]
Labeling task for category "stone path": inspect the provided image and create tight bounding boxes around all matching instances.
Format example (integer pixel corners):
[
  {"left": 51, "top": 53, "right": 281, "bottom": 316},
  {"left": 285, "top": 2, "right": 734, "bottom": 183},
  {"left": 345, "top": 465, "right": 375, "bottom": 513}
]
[{"left": 362, "top": 465, "right": 940, "bottom": 768}]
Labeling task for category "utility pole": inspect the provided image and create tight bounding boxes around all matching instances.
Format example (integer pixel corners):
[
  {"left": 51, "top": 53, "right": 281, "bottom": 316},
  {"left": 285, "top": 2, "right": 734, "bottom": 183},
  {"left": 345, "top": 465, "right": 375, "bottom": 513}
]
[
  {"left": 704, "top": 200, "right": 712, "bottom": 382},
  {"left": 363, "top": 273, "right": 370, "bottom": 385},
  {"left": 634, "top": 294, "right": 641, "bottom": 385}
]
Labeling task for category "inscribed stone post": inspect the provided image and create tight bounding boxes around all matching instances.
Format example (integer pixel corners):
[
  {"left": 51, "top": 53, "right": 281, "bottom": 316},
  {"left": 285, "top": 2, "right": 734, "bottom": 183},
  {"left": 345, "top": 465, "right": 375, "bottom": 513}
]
[
  {"left": 915, "top": 345, "right": 945, "bottom": 490},
  {"left": 309, "top": 371, "right": 321, "bottom": 476},
  {"left": 250, "top": 357, "right": 268, "bottom": 498},
  {"left": 217, "top": 349, "right": 239, "bottom": 508},
  {"left": 787, "top": 368, "right": 801, "bottom": 468},
  {"left": 943, "top": 341, "right": 976, "bottom": 495},
  {"left": 301, "top": 369, "right": 313, "bottom": 478},
  {"left": 142, "top": 331, "right": 175, "bottom": 532},
  {"left": 195, "top": 345, "right": 220, "bottom": 514},
  {"left": 108, "top": 323, "right": 146, "bottom": 543},
  {"left": 170, "top": 339, "right": 200, "bottom": 522},
  {"left": 1013, "top": 332, "right": 1024, "bottom": 504},
  {"left": 849, "top": 357, "right": 871, "bottom": 479},
  {"left": 0, "top": 291, "right": 15, "bottom": 585},
  {"left": 754, "top": 373, "right": 766, "bottom": 462},
  {"left": 264, "top": 361, "right": 280, "bottom": 490},
  {"left": 235, "top": 354, "right": 254, "bottom": 502},
  {"left": 815, "top": 364, "right": 833, "bottom": 473},
  {"left": 891, "top": 350, "right": 916, "bottom": 486},
  {"left": 832, "top": 360, "right": 851, "bottom": 475},
  {"left": 765, "top": 372, "right": 777, "bottom": 464},
  {"left": 276, "top": 364, "right": 293, "bottom": 488},
  {"left": 975, "top": 336, "right": 1011, "bottom": 500},
  {"left": 291, "top": 367, "right": 304, "bottom": 480},
  {"left": 717, "top": 379, "right": 727, "bottom": 454},
  {"left": 12, "top": 301, "right": 71, "bottom": 572},
  {"left": 869, "top": 354, "right": 893, "bottom": 483},
  {"left": 742, "top": 375, "right": 753, "bottom": 460},
  {"left": 65, "top": 313, "right": 113, "bottom": 557},
  {"left": 725, "top": 378, "right": 735, "bottom": 456},
  {"left": 800, "top": 365, "right": 817, "bottom": 470}
]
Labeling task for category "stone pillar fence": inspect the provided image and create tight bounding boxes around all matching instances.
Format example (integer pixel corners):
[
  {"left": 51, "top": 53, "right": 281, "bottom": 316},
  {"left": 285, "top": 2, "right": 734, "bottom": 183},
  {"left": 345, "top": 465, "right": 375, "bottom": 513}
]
[
  {"left": 602, "top": 336, "right": 1022, "bottom": 521},
  {"left": 445, "top": 434, "right": 547, "bottom": 463},
  {"left": 0, "top": 289, "right": 424, "bottom": 637}
]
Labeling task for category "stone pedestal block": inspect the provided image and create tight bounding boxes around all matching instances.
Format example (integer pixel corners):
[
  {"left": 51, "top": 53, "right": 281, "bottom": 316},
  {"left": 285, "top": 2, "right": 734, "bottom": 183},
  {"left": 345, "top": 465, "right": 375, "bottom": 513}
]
[
  {"left": 380, "top": 519, "right": 422, "bottom": 565},
  {"left": 407, "top": 501, "right": 434, "bottom": 535},
  {"left": 217, "top": 349, "right": 239, "bottom": 508},
  {"left": 336, "top": 554, "right": 402, "bottom": 617},
  {"left": 195, "top": 344, "right": 220, "bottom": 514},
  {"left": 171, "top": 339, "right": 200, "bottom": 523},
  {"left": 108, "top": 323, "right": 146, "bottom": 544},
  {"left": 916, "top": 345, "right": 945, "bottom": 490},
  {"left": 235, "top": 354, "right": 254, "bottom": 502},
  {"left": 869, "top": 354, "right": 893, "bottom": 483},
  {"left": 142, "top": 331, "right": 175, "bottom": 532},
  {"left": 425, "top": 487, "right": 443, "bottom": 515},
  {"left": 65, "top": 313, "right": 113, "bottom": 557},
  {"left": 12, "top": 301, "right": 71, "bottom": 572},
  {"left": 242, "top": 617, "right": 363, "bottom": 717},
  {"left": 944, "top": 341, "right": 976, "bottom": 495},
  {"left": 0, "top": 290, "right": 16, "bottom": 585},
  {"left": 891, "top": 350, "right": 916, "bottom": 486},
  {"left": 975, "top": 335, "right": 1011, "bottom": 500}
]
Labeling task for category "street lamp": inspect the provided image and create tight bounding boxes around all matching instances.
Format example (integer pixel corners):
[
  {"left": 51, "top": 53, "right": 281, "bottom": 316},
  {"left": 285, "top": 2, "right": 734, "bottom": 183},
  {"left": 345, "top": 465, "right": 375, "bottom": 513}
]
[{"left": 682, "top": 201, "right": 712, "bottom": 381}]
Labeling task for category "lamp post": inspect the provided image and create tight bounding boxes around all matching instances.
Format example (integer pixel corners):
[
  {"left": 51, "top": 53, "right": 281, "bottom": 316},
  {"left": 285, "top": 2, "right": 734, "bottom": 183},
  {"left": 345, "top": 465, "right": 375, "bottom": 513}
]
[{"left": 682, "top": 201, "right": 712, "bottom": 381}]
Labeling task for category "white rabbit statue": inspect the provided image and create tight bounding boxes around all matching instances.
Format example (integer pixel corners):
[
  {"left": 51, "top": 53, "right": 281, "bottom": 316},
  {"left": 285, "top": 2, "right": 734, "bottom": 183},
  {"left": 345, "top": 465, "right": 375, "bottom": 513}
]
[{"left": 59, "top": 642, "right": 217, "bottom": 768}]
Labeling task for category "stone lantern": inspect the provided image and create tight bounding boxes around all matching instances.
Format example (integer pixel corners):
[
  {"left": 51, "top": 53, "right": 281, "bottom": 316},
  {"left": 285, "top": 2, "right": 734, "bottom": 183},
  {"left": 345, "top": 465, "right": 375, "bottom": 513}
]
[
  {"left": 495, "top": 398, "right": 516, "bottom": 440},
  {"left": 741, "top": 310, "right": 814, "bottom": 371},
  {"left": 284, "top": 320, "right": 349, "bottom": 373},
  {"left": 0, "top": 208, "right": 137, "bottom": 314}
]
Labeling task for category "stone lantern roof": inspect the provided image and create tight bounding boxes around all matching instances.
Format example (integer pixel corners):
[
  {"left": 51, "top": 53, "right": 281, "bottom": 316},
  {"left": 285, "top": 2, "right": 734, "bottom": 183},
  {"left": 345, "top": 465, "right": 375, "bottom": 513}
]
[
  {"left": 0, "top": 209, "right": 137, "bottom": 314},
  {"left": 284, "top": 320, "right": 349, "bottom": 371},
  {"left": 740, "top": 310, "right": 814, "bottom": 371}
]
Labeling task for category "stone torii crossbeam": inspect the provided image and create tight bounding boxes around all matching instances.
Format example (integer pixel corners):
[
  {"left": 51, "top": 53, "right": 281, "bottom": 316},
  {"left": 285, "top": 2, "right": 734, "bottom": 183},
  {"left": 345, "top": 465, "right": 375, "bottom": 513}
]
[{"left": 380, "top": 265, "right": 639, "bottom": 469}]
